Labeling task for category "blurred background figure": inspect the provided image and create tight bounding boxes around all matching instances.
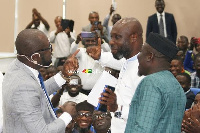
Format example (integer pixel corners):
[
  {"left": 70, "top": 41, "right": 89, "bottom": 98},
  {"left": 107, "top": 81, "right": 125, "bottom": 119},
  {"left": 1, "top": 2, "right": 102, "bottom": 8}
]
[
  {"left": 25, "top": 8, "right": 50, "bottom": 36},
  {"left": 103, "top": 5, "right": 121, "bottom": 41},
  {"left": 49, "top": 16, "right": 76, "bottom": 67}
]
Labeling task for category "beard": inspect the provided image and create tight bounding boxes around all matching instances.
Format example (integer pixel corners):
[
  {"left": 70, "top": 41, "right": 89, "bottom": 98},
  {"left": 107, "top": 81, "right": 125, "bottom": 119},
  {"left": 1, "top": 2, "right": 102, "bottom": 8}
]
[
  {"left": 41, "top": 54, "right": 52, "bottom": 66},
  {"left": 68, "top": 90, "right": 79, "bottom": 97}
]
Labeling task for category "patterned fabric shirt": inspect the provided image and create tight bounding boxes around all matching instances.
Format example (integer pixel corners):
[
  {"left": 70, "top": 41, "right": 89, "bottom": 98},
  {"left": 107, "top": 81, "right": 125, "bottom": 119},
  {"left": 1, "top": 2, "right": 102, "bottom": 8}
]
[
  {"left": 191, "top": 72, "right": 200, "bottom": 88},
  {"left": 125, "top": 70, "right": 186, "bottom": 133}
]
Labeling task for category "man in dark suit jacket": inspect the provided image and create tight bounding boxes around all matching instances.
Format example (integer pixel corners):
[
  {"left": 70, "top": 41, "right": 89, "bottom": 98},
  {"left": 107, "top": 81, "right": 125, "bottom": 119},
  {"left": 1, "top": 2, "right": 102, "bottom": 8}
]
[
  {"left": 146, "top": 0, "right": 177, "bottom": 43},
  {"left": 176, "top": 73, "right": 195, "bottom": 109}
]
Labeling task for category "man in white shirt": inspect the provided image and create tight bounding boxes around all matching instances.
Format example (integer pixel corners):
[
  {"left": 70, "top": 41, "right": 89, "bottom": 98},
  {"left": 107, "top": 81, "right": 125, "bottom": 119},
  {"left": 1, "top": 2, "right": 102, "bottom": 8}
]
[
  {"left": 51, "top": 75, "right": 87, "bottom": 107},
  {"left": 70, "top": 32, "right": 111, "bottom": 95},
  {"left": 49, "top": 16, "right": 76, "bottom": 67},
  {"left": 87, "top": 17, "right": 144, "bottom": 133}
]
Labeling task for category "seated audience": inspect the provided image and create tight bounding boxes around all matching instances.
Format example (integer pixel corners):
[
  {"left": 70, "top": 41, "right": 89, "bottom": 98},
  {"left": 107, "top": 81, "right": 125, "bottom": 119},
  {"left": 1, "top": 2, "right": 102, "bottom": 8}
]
[
  {"left": 182, "top": 92, "right": 200, "bottom": 133},
  {"left": 82, "top": 11, "right": 109, "bottom": 43},
  {"left": 176, "top": 35, "right": 189, "bottom": 55},
  {"left": 170, "top": 56, "right": 190, "bottom": 77},
  {"left": 191, "top": 53, "right": 200, "bottom": 88},
  {"left": 75, "top": 100, "right": 94, "bottom": 133},
  {"left": 51, "top": 75, "right": 87, "bottom": 107},
  {"left": 177, "top": 50, "right": 185, "bottom": 61},
  {"left": 61, "top": 101, "right": 77, "bottom": 133},
  {"left": 25, "top": 8, "right": 50, "bottom": 36},
  {"left": 176, "top": 73, "right": 195, "bottom": 109},
  {"left": 184, "top": 37, "right": 200, "bottom": 72},
  {"left": 92, "top": 110, "right": 112, "bottom": 133},
  {"left": 45, "top": 65, "right": 58, "bottom": 80}
]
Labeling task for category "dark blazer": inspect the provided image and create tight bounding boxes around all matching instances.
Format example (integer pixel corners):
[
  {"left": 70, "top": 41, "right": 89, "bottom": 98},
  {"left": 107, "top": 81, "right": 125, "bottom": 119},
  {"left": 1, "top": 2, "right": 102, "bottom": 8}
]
[
  {"left": 185, "top": 90, "right": 195, "bottom": 109},
  {"left": 146, "top": 12, "right": 177, "bottom": 43}
]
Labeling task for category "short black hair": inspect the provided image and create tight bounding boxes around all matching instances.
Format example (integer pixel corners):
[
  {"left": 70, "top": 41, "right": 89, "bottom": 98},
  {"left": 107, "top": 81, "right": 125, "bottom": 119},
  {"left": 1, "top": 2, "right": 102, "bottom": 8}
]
[
  {"left": 176, "top": 73, "right": 191, "bottom": 84},
  {"left": 76, "top": 100, "right": 94, "bottom": 113}
]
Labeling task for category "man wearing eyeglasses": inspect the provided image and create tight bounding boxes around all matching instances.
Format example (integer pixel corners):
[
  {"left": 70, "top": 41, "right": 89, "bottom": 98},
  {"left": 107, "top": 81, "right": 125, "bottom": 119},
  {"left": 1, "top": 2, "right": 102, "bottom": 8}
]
[
  {"left": 75, "top": 100, "right": 94, "bottom": 133},
  {"left": 2, "top": 29, "right": 79, "bottom": 133},
  {"left": 92, "top": 110, "right": 112, "bottom": 133}
]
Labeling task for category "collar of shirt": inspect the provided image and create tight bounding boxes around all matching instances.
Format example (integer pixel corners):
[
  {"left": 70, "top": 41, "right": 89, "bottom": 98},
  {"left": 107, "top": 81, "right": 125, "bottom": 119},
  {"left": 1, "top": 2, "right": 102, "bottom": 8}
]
[
  {"left": 156, "top": 12, "right": 165, "bottom": 18},
  {"left": 127, "top": 53, "right": 139, "bottom": 62},
  {"left": 185, "top": 89, "right": 191, "bottom": 95},
  {"left": 24, "top": 64, "right": 40, "bottom": 84}
]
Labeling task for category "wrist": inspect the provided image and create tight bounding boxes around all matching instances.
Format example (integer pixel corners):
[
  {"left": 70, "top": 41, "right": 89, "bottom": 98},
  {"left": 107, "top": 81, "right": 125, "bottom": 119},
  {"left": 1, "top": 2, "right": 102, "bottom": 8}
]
[{"left": 59, "top": 71, "right": 70, "bottom": 81}]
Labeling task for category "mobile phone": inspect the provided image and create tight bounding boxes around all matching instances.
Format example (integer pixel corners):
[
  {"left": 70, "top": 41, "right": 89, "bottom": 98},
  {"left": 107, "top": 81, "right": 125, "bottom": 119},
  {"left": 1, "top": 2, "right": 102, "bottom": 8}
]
[
  {"left": 61, "top": 19, "right": 74, "bottom": 31},
  {"left": 81, "top": 32, "right": 96, "bottom": 38},
  {"left": 96, "top": 85, "right": 115, "bottom": 112},
  {"left": 93, "top": 21, "right": 101, "bottom": 26}
]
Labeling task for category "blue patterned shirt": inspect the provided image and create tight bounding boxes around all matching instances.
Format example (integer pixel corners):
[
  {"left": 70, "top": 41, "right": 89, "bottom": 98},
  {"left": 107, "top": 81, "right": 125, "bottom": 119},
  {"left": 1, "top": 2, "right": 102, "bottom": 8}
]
[{"left": 125, "top": 70, "right": 186, "bottom": 133}]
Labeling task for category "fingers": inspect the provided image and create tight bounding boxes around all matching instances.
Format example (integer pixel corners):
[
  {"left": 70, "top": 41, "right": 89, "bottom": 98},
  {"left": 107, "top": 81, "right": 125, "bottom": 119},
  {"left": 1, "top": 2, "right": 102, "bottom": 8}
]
[
  {"left": 71, "top": 49, "right": 80, "bottom": 58},
  {"left": 98, "top": 37, "right": 101, "bottom": 47}
]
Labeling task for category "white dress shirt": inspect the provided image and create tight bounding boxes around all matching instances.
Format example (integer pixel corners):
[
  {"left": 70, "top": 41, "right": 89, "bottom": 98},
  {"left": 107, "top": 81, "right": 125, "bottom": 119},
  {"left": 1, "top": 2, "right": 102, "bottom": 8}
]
[
  {"left": 111, "top": 54, "right": 144, "bottom": 133},
  {"left": 59, "top": 92, "right": 88, "bottom": 105},
  {"left": 70, "top": 41, "right": 110, "bottom": 90},
  {"left": 49, "top": 30, "right": 76, "bottom": 58}
]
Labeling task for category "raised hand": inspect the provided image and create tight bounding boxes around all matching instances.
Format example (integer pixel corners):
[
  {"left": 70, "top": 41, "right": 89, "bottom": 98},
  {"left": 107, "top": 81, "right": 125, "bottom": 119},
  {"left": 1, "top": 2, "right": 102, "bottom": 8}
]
[
  {"left": 62, "top": 49, "right": 80, "bottom": 78},
  {"left": 86, "top": 38, "right": 101, "bottom": 60}
]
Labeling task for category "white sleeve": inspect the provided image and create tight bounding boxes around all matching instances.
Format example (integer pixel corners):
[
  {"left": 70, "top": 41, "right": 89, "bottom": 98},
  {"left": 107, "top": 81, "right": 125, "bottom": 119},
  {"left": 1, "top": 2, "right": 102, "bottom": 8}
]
[
  {"left": 70, "top": 41, "right": 79, "bottom": 54},
  {"left": 49, "top": 31, "right": 56, "bottom": 43},
  {"left": 99, "top": 52, "right": 125, "bottom": 71},
  {"left": 101, "top": 43, "right": 111, "bottom": 52}
]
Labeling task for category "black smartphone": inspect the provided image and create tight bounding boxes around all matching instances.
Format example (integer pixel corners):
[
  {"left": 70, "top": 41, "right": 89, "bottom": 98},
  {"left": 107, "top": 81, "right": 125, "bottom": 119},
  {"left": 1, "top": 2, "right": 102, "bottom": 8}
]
[
  {"left": 61, "top": 19, "right": 74, "bottom": 31},
  {"left": 96, "top": 85, "right": 115, "bottom": 112}
]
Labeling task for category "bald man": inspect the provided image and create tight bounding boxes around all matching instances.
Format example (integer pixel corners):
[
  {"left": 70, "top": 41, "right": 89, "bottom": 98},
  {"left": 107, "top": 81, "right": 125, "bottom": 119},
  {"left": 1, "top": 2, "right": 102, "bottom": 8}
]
[
  {"left": 2, "top": 29, "right": 79, "bottom": 133},
  {"left": 87, "top": 17, "right": 145, "bottom": 133}
]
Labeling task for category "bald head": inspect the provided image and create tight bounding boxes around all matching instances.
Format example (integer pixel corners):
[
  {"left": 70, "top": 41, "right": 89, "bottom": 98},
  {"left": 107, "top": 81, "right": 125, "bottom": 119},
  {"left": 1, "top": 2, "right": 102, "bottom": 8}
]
[
  {"left": 15, "top": 29, "right": 48, "bottom": 56},
  {"left": 110, "top": 17, "right": 143, "bottom": 59},
  {"left": 114, "top": 17, "right": 143, "bottom": 36}
]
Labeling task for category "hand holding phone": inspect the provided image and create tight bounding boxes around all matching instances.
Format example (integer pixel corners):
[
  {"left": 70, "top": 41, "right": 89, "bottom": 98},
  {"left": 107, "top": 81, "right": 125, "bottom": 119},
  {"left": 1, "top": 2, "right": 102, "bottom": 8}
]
[{"left": 96, "top": 85, "right": 117, "bottom": 112}]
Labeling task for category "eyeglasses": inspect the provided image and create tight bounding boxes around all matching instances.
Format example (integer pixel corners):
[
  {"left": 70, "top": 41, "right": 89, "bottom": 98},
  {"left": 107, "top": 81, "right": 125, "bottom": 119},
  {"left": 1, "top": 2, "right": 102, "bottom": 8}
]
[
  {"left": 34, "top": 43, "right": 52, "bottom": 53},
  {"left": 92, "top": 112, "right": 111, "bottom": 120},
  {"left": 77, "top": 112, "right": 92, "bottom": 118}
]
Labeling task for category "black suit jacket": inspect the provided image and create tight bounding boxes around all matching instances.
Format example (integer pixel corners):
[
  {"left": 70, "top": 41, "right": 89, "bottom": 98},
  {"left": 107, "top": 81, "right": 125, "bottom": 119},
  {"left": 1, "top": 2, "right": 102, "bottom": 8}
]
[
  {"left": 185, "top": 90, "right": 195, "bottom": 109},
  {"left": 146, "top": 12, "right": 177, "bottom": 43}
]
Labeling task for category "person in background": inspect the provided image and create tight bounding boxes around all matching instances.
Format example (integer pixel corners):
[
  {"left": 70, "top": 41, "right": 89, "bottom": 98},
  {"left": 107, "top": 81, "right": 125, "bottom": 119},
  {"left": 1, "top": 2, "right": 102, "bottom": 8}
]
[
  {"left": 176, "top": 35, "right": 189, "bottom": 55},
  {"left": 146, "top": 0, "right": 177, "bottom": 43},
  {"left": 82, "top": 11, "right": 109, "bottom": 43},
  {"left": 25, "top": 8, "right": 50, "bottom": 37},
  {"left": 51, "top": 75, "right": 87, "bottom": 107},
  {"left": 125, "top": 33, "right": 186, "bottom": 133},
  {"left": 2, "top": 29, "right": 79, "bottom": 133},
  {"left": 176, "top": 73, "right": 195, "bottom": 109},
  {"left": 75, "top": 100, "right": 94, "bottom": 133},
  {"left": 181, "top": 92, "right": 200, "bottom": 133},
  {"left": 170, "top": 56, "right": 190, "bottom": 77},
  {"left": 60, "top": 101, "right": 77, "bottom": 133},
  {"left": 103, "top": 5, "right": 121, "bottom": 41},
  {"left": 191, "top": 53, "right": 200, "bottom": 88},
  {"left": 92, "top": 110, "right": 112, "bottom": 133},
  {"left": 184, "top": 37, "right": 200, "bottom": 73},
  {"left": 49, "top": 16, "right": 76, "bottom": 67},
  {"left": 70, "top": 32, "right": 110, "bottom": 95}
]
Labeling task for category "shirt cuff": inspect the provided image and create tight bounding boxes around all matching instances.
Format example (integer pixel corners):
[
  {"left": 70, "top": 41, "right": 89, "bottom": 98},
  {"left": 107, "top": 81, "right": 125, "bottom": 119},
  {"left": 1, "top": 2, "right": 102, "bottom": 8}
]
[
  {"left": 59, "top": 112, "right": 72, "bottom": 126},
  {"left": 54, "top": 72, "right": 66, "bottom": 87}
]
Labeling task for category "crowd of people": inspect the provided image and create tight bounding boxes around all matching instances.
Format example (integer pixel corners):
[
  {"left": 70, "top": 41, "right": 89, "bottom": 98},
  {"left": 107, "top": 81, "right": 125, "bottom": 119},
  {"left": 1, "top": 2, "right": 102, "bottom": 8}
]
[{"left": 1, "top": 0, "right": 200, "bottom": 133}]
